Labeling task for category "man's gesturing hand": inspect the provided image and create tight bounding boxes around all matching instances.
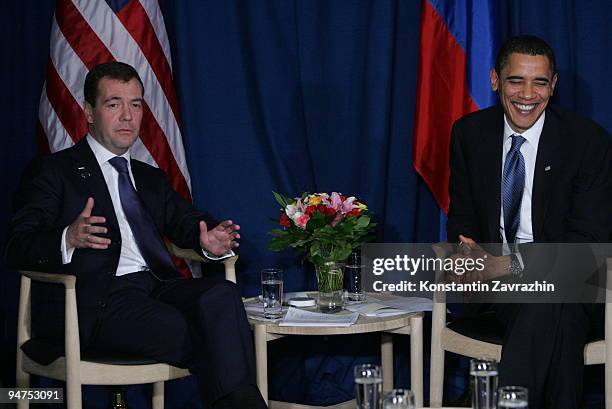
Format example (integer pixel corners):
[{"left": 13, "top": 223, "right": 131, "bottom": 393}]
[
  {"left": 199, "top": 220, "right": 240, "bottom": 256},
  {"left": 66, "top": 197, "right": 110, "bottom": 249}
]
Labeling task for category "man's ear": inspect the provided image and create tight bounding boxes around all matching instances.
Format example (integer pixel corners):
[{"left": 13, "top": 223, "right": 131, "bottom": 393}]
[
  {"left": 84, "top": 102, "right": 94, "bottom": 124},
  {"left": 550, "top": 73, "right": 558, "bottom": 96},
  {"left": 490, "top": 68, "right": 499, "bottom": 91}
]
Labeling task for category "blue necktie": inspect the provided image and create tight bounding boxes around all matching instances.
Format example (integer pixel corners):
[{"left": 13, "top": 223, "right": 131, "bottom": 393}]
[
  {"left": 502, "top": 134, "right": 526, "bottom": 244},
  {"left": 109, "top": 157, "right": 180, "bottom": 280}
]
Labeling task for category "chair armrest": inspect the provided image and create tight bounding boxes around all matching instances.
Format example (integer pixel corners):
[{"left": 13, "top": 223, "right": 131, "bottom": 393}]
[
  {"left": 167, "top": 243, "right": 207, "bottom": 262},
  {"left": 167, "top": 243, "right": 238, "bottom": 283},
  {"left": 20, "top": 270, "right": 76, "bottom": 289}
]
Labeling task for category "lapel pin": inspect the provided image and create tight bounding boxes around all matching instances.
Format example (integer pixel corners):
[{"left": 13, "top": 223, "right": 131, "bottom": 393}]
[
  {"left": 544, "top": 165, "right": 551, "bottom": 172},
  {"left": 77, "top": 166, "right": 91, "bottom": 179}
]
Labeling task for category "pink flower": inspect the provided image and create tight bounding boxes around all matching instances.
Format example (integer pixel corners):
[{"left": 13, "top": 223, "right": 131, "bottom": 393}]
[
  {"left": 296, "top": 213, "right": 310, "bottom": 229},
  {"left": 296, "top": 198, "right": 306, "bottom": 213},
  {"left": 341, "top": 196, "right": 357, "bottom": 214},
  {"left": 329, "top": 192, "right": 343, "bottom": 211}
]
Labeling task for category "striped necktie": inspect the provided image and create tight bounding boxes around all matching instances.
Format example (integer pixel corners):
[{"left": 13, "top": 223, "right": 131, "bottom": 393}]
[{"left": 502, "top": 134, "right": 526, "bottom": 244}]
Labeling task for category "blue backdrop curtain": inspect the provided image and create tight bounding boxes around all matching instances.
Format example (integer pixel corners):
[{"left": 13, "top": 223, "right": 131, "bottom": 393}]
[{"left": 1, "top": 0, "right": 611, "bottom": 407}]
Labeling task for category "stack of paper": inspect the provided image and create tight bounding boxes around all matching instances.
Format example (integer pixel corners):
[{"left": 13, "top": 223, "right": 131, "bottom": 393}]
[
  {"left": 345, "top": 297, "right": 433, "bottom": 317},
  {"left": 279, "top": 307, "right": 359, "bottom": 327}
]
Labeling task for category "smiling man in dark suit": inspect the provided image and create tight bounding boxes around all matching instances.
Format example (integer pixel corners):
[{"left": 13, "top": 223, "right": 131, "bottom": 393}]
[
  {"left": 7, "top": 62, "right": 267, "bottom": 409},
  {"left": 447, "top": 36, "right": 612, "bottom": 408}
]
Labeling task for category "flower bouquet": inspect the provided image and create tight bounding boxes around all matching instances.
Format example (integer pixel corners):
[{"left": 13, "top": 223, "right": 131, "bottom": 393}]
[{"left": 268, "top": 191, "right": 376, "bottom": 311}]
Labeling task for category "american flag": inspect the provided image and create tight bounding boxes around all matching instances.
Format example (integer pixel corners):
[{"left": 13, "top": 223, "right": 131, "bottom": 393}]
[{"left": 38, "top": 0, "right": 191, "bottom": 202}]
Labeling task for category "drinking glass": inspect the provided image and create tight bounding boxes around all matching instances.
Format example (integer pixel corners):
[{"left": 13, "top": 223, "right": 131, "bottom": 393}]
[
  {"left": 470, "top": 358, "right": 498, "bottom": 409},
  {"left": 345, "top": 250, "right": 365, "bottom": 301},
  {"left": 261, "top": 268, "right": 283, "bottom": 319},
  {"left": 497, "top": 386, "right": 528, "bottom": 408},
  {"left": 354, "top": 364, "right": 382, "bottom": 409},
  {"left": 382, "top": 389, "right": 415, "bottom": 408}
]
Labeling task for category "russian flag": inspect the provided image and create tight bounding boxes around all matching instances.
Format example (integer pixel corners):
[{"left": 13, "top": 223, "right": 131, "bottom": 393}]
[{"left": 413, "top": 0, "right": 499, "bottom": 214}]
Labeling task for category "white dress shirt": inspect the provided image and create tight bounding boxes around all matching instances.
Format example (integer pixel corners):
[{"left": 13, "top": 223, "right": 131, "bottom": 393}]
[
  {"left": 61, "top": 135, "right": 233, "bottom": 275},
  {"left": 61, "top": 135, "right": 149, "bottom": 276},
  {"left": 499, "top": 112, "right": 545, "bottom": 246}
]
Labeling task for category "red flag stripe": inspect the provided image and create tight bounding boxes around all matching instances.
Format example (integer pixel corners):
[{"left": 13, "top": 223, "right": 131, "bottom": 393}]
[
  {"left": 116, "top": 0, "right": 183, "bottom": 127},
  {"left": 413, "top": 0, "right": 478, "bottom": 213},
  {"left": 39, "top": 88, "right": 76, "bottom": 152},
  {"left": 53, "top": 0, "right": 191, "bottom": 201},
  {"left": 44, "top": 59, "right": 88, "bottom": 144},
  {"left": 48, "top": 17, "right": 87, "bottom": 107},
  {"left": 140, "top": 106, "right": 192, "bottom": 199},
  {"left": 55, "top": 0, "right": 115, "bottom": 68},
  {"left": 138, "top": 0, "right": 174, "bottom": 65}
]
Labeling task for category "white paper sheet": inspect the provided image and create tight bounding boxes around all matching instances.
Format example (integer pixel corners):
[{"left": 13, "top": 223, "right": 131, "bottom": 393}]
[{"left": 279, "top": 307, "right": 359, "bottom": 327}]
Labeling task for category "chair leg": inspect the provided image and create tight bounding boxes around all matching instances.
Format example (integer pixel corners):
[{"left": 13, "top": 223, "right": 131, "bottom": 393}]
[
  {"left": 65, "top": 377, "right": 82, "bottom": 409},
  {"left": 15, "top": 360, "right": 29, "bottom": 409},
  {"left": 430, "top": 335, "right": 445, "bottom": 407},
  {"left": 410, "top": 315, "right": 424, "bottom": 408},
  {"left": 153, "top": 381, "right": 164, "bottom": 409}
]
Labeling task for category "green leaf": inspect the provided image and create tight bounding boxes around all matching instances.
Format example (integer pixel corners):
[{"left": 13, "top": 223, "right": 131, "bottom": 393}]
[
  {"left": 355, "top": 215, "right": 370, "bottom": 228},
  {"left": 272, "top": 191, "right": 293, "bottom": 209}
]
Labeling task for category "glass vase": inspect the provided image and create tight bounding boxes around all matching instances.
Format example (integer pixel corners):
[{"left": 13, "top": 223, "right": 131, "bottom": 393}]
[{"left": 315, "top": 261, "right": 344, "bottom": 313}]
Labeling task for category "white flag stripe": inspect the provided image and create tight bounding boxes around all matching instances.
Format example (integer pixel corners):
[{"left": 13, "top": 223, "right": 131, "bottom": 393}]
[
  {"left": 39, "top": 87, "right": 74, "bottom": 153},
  {"left": 130, "top": 137, "right": 158, "bottom": 168},
  {"left": 72, "top": 0, "right": 191, "bottom": 187},
  {"left": 49, "top": 17, "right": 87, "bottom": 109},
  {"left": 137, "top": 0, "right": 173, "bottom": 67}
]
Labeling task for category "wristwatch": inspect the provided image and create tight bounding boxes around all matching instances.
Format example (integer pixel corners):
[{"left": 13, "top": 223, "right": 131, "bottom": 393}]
[{"left": 508, "top": 253, "right": 523, "bottom": 278}]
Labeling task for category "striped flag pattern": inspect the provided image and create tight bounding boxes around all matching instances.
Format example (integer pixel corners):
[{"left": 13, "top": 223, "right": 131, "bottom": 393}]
[
  {"left": 413, "top": 0, "right": 498, "bottom": 213},
  {"left": 38, "top": 0, "right": 191, "bottom": 202}
]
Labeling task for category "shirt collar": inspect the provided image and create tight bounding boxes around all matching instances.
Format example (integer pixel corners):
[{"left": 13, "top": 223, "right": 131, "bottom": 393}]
[
  {"left": 86, "top": 134, "right": 131, "bottom": 167},
  {"left": 503, "top": 111, "right": 545, "bottom": 148}
]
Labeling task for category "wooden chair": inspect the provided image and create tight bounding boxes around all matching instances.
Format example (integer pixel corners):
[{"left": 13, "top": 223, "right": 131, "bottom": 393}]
[
  {"left": 16, "top": 244, "right": 238, "bottom": 409},
  {"left": 429, "top": 242, "right": 612, "bottom": 408}
]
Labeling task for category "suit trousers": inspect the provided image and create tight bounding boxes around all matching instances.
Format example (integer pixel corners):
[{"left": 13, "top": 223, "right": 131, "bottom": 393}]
[
  {"left": 495, "top": 303, "right": 604, "bottom": 409},
  {"left": 87, "top": 272, "right": 257, "bottom": 405}
]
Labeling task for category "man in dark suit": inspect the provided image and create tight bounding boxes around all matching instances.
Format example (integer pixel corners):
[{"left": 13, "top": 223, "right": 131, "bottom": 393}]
[
  {"left": 447, "top": 36, "right": 612, "bottom": 408},
  {"left": 6, "top": 62, "right": 267, "bottom": 409}
]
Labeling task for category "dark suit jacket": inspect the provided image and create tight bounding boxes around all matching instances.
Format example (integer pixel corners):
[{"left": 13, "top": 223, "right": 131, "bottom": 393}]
[
  {"left": 6, "top": 139, "right": 213, "bottom": 350},
  {"left": 447, "top": 104, "right": 612, "bottom": 244},
  {"left": 446, "top": 105, "right": 612, "bottom": 289}
]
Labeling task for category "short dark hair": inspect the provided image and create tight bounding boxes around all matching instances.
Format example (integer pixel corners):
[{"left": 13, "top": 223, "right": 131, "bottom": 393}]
[
  {"left": 84, "top": 61, "right": 144, "bottom": 107},
  {"left": 495, "top": 35, "right": 556, "bottom": 75}
]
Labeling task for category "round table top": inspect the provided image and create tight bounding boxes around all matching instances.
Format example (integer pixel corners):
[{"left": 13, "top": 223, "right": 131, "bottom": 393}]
[{"left": 245, "top": 292, "right": 424, "bottom": 336}]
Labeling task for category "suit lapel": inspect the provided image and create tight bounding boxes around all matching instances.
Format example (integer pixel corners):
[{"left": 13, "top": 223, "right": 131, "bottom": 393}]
[
  {"left": 68, "top": 140, "right": 119, "bottom": 231},
  {"left": 131, "top": 161, "right": 161, "bottom": 226},
  {"left": 479, "top": 107, "right": 505, "bottom": 242},
  {"left": 531, "top": 110, "right": 560, "bottom": 241}
]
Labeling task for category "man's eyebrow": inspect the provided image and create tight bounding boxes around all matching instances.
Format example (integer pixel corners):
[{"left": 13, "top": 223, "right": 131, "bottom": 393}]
[
  {"left": 505, "top": 75, "right": 550, "bottom": 83},
  {"left": 533, "top": 76, "right": 550, "bottom": 83},
  {"left": 102, "top": 96, "right": 145, "bottom": 104},
  {"left": 102, "top": 96, "right": 122, "bottom": 104}
]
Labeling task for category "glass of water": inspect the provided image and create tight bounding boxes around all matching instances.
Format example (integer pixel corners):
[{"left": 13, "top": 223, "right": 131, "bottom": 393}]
[
  {"left": 345, "top": 250, "right": 365, "bottom": 301},
  {"left": 354, "top": 364, "right": 382, "bottom": 409},
  {"left": 382, "top": 389, "right": 415, "bottom": 408},
  {"left": 470, "top": 358, "right": 498, "bottom": 409},
  {"left": 261, "top": 268, "right": 283, "bottom": 319},
  {"left": 497, "top": 386, "right": 528, "bottom": 408}
]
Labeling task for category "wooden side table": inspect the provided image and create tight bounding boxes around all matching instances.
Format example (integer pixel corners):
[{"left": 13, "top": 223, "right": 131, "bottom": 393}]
[{"left": 247, "top": 299, "right": 424, "bottom": 409}]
